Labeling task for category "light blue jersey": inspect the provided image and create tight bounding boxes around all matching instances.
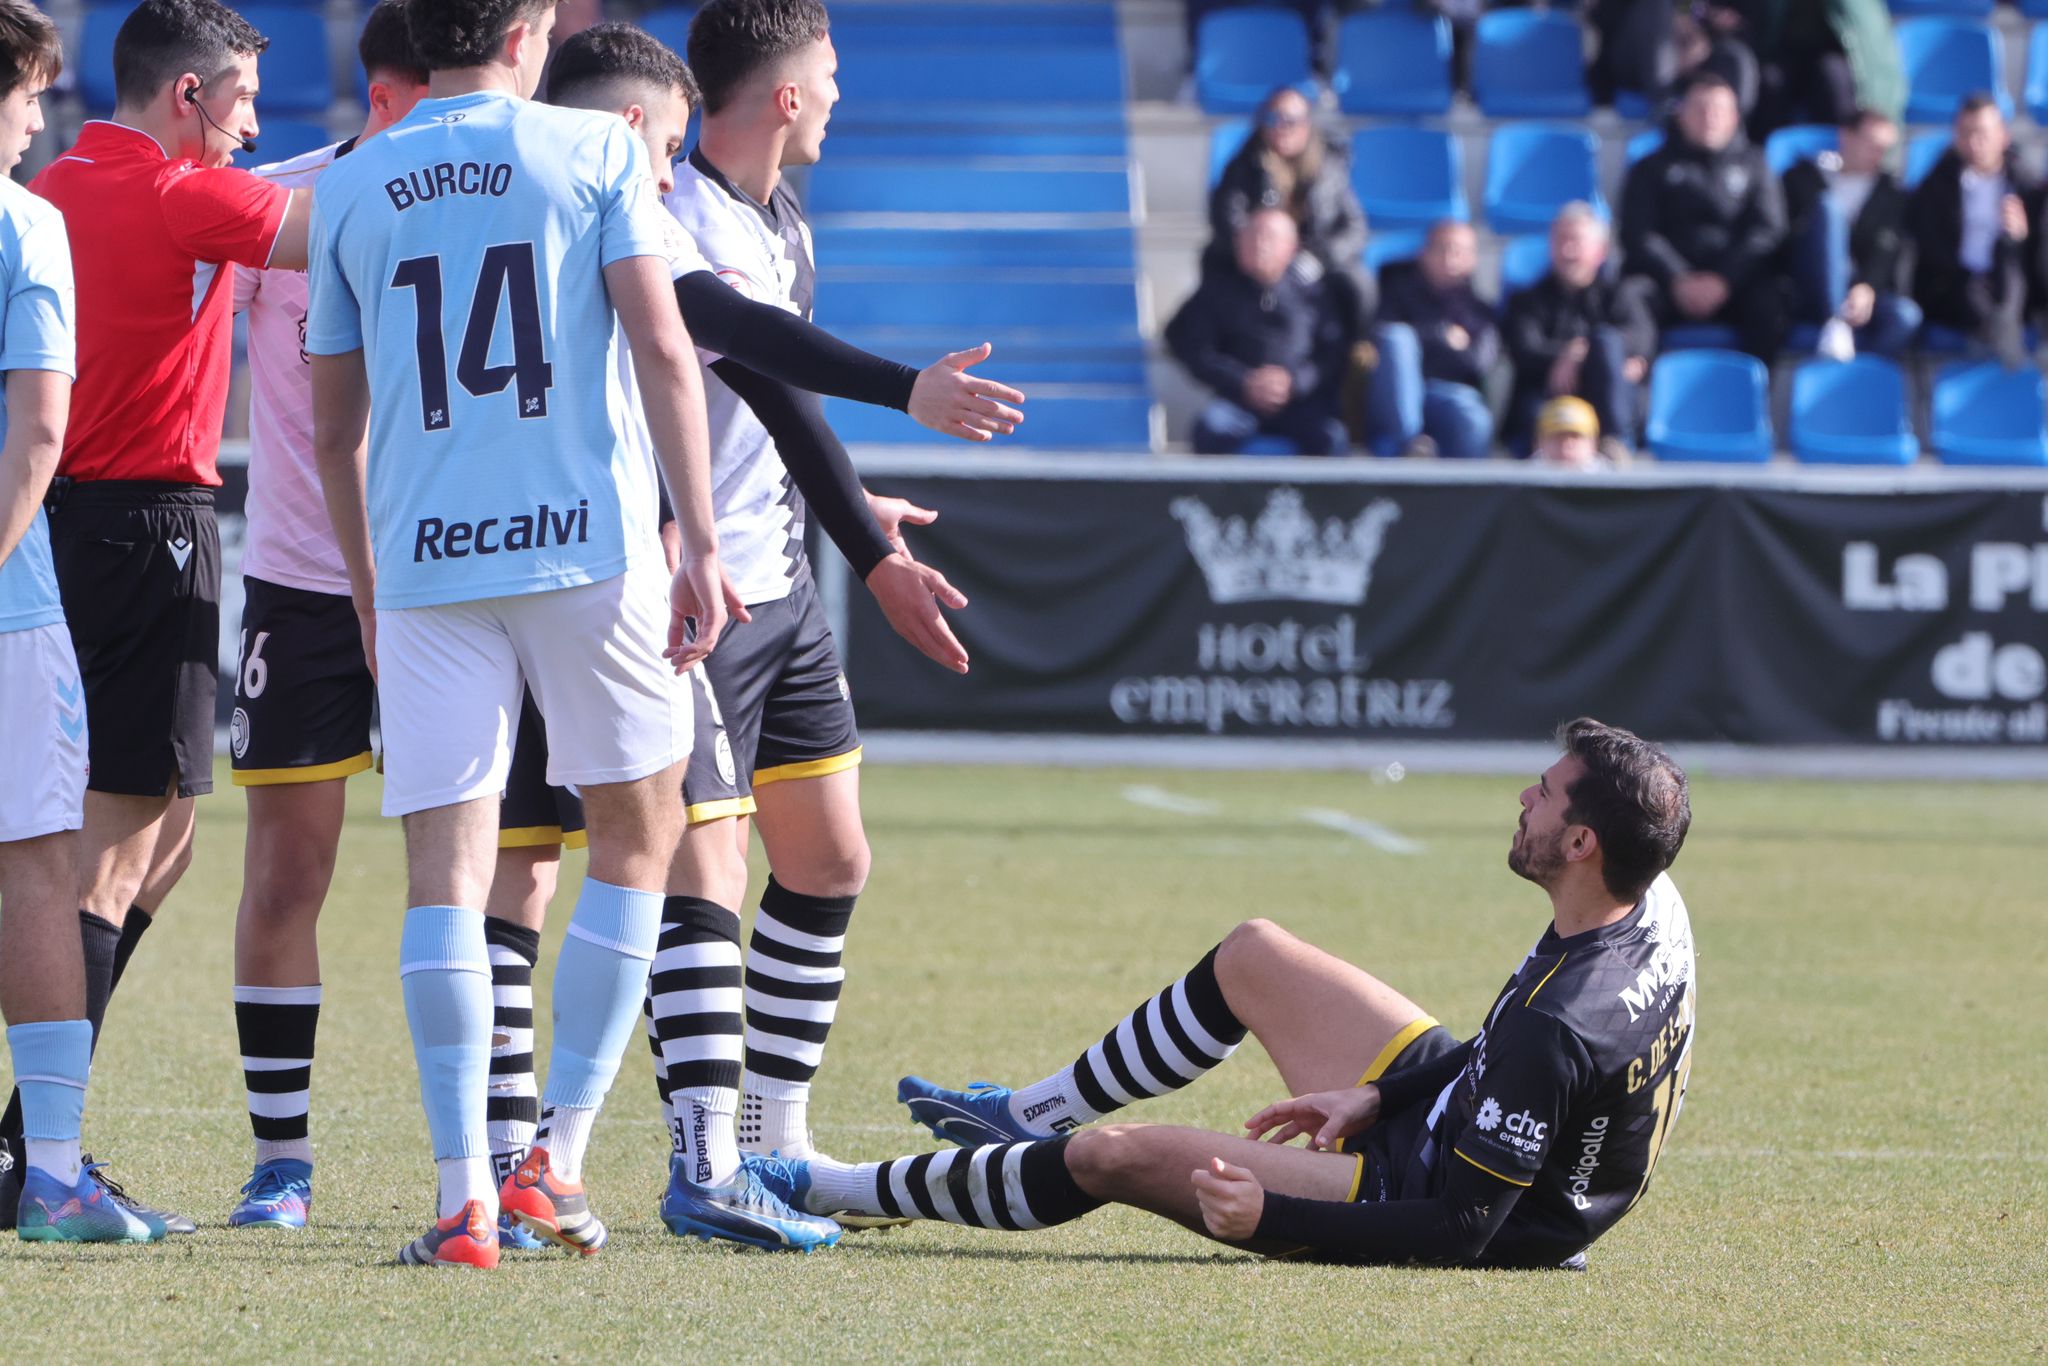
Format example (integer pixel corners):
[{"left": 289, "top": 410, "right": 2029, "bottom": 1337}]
[
  {"left": 0, "top": 179, "right": 76, "bottom": 635},
  {"left": 306, "top": 91, "right": 676, "bottom": 609}
]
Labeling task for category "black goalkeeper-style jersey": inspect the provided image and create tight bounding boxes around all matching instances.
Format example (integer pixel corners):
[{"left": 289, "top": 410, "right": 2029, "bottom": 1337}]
[
  {"left": 1257, "top": 874, "right": 1697, "bottom": 1267},
  {"left": 1401, "top": 874, "right": 1697, "bottom": 1266}
]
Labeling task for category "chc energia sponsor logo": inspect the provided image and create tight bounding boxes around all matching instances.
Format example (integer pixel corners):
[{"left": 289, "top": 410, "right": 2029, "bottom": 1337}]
[{"left": 1108, "top": 488, "right": 1455, "bottom": 734}]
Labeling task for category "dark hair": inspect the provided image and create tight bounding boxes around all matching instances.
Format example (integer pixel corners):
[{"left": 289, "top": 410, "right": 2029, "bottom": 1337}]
[
  {"left": 1955, "top": 90, "right": 2002, "bottom": 120},
  {"left": 0, "top": 0, "right": 63, "bottom": 98},
  {"left": 113, "top": 0, "right": 268, "bottom": 108},
  {"left": 359, "top": 0, "right": 428, "bottom": 85},
  {"left": 1679, "top": 68, "right": 1734, "bottom": 100},
  {"left": 1841, "top": 106, "right": 1893, "bottom": 133},
  {"left": 549, "top": 21, "right": 699, "bottom": 110},
  {"left": 1555, "top": 717, "right": 1690, "bottom": 903},
  {"left": 686, "top": 0, "right": 829, "bottom": 116},
  {"left": 405, "top": 0, "right": 556, "bottom": 74}
]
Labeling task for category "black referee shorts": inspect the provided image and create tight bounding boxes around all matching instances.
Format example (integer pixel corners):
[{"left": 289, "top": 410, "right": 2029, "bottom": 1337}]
[{"left": 47, "top": 480, "right": 221, "bottom": 798}]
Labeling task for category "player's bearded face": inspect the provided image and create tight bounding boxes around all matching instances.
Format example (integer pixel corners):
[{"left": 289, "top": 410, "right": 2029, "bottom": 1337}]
[{"left": 1508, "top": 760, "right": 1573, "bottom": 886}]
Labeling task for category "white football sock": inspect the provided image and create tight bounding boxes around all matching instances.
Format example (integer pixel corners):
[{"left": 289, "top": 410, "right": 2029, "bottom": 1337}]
[
  {"left": 741, "top": 1074, "right": 813, "bottom": 1158},
  {"left": 437, "top": 1155, "right": 494, "bottom": 1221},
  {"left": 539, "top": 1104, "right": 597, "bottom": 1182},
  {"left": 1003, "top": 1066, "right": 1098, "bottom": 1138},
  {"left": 24, "top": 1136, "right": 82, "bottom": 1185}
]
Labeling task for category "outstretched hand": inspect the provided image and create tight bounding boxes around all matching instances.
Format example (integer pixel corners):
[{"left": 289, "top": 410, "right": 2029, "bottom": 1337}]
[
  {"left": 1191, "top": 1157, "right": 1265, "bottom": 1241},
  {"left": 867, "top": 553, "right": 969, "bottom": 674},
  {"left": 909, "top": 343, "right": 1025, "bottom": 442},
  {"left": 1243, "top": 1084, "right": 1382, "bottom": 1151}
]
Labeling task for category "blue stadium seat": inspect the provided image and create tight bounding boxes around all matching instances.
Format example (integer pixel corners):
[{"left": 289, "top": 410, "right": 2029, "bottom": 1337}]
[
  {"left": 833, "top": 46, "right": 1125, "bottom": 124},
  {"left": 804, "top": 161, "right": 1133, "bottom": 218},
  {"left": 1349, "top": 126, "right": 1467, "bottom": 230},
  {"left": 1659, "top": 324, "right": 1741, "bottom": 351},
  {"left": 1238, "top": 434, "right": 1304, "bottom": 455},
  {"left": 830, "top": 3, "right": 1118, "bottom": 48},
  {"left": 2025, "top": 22, "right": 2048, "bottom": 122},
  {"left": 635, "top": 6, "right": 694, "bottom": 54},
  {"left": 1209, "top": 118, "right": 1252, "bottom": 188},
  {"left": 815, "top": 278, "right": 1142, "bottom": 346},
  {"left": 1646, "top": 350, "right": 1773, "bottom": 462},
  {"left": 1483, "top": 124, "right": 1602, "bottom": 235},
  {"left": 1331, "top": 10, "right": 1453, "bottom": 116},
  {"left": 827, "top": 391, "right": 1152, "bottom": 449},
  {"left": 2023, "top": 0, "right": 2048, "bottom": 17},
  {"left": 1886, "top": 0, "right": 1992, "bottom": 14},
  {"left": 1764, "top": 124, "right": 1839, "bottom": 176},
  {"left": 1194, "top": 7, "right": 1313, "bottom": 114},
  {"left": 1472, "top": 10, "right": 1591, "bottom": 118},
  {"left": 1498, "top": 233, "right": 1552, "bottom": 296},
  {"left": 1365, "top": 229, "right": 1428, "bottom": 274},
  {"left": 238, "top": 7, "right": 334, "bottom": 114},
  {"left": 1896, "top": 18, "right": 2009, "bottom": 124},
  {"left": 78, "top": 5, "right": 124, "bottom": 111},
  {"left": 1930, "top": 361, "right": 2048, "bottom": 464},
  {"left": 826, "top": 128, "right": 1130, "bottom": 159},
  {"left": 1904, "top": 128, "right": 1950, "bottom": 186},
  {"left": 235, "top": 117, "right": 331, "bottom": 168},
  {"left": 1625, "top": 128, "right": 1664, "bottom": 165},
  {"left": 1788, "top": 358, "right": 1919, "bottom": 464},
  {"left": 816, "top": 228, "right": 1137, "bottom": 271}
]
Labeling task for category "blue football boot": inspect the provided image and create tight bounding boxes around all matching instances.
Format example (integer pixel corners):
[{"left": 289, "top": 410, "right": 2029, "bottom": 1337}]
[
  {"left": 897, "top": 1076, "right": 1041, "bottom": 1147},
  {"left": 228, "top": 1157, "right": 312, "bottom": 1229},
  {"left": 659, "top": 1153, "right": 841, "bottom": 1252}
]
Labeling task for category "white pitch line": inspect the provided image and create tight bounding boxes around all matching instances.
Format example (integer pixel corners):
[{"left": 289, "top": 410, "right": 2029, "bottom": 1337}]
[
  {"left": 1122, "top": 785, "right": 1220, "bottom": 817},
  {"left": 1298, "top": 808, "right": 1424, "bottom": 855}
]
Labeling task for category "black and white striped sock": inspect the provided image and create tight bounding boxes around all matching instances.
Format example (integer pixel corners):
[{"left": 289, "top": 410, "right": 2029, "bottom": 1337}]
[
  {"left": 741, "top": 879, "right": 855, "bottom": 1157},
  {"left": 233, "top": 984, "right": 320, "bottom": 1164},
  {"left": 805, "top": 1137, "right": 1102, "bottom": 1231},
  {"left": 1005, "top": 944, "right": 1246, "bottom": 1136},
  {"left": 649, "top": 896, "right": 744, "bottom": 1187},
  {"left": 483, "top": 919, "right": 540, "bottom": 1186}
]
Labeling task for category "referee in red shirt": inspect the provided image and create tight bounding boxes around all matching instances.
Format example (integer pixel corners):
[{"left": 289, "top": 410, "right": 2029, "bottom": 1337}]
[{"left": 0, "top": 0, "right": 310, "bottom": 1231}]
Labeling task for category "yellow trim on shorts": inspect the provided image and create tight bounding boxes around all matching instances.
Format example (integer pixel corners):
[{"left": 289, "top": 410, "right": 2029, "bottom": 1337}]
[
  {"left": 752, "top": 747, "right": 863, "bottom": 787},
  {"left": 1355, "top": 1015, "right": 1441, "bottom": 1088},
  {"left": 1345, "top": 1152, "right": 1366, "bottom": 1202},
  {"left": 231, "top": 751, "right": 375, "bottom": 787},
  {"left": 685, "top": 796, "right": 757, "bottom": 826},
  {"left": 498, "top": 825, "right": 565, "bottom": 850},
  {"left": 563, "top": 829, "right": 587, "bottom": 851},
  {"left": 1454, "top": 1148, "right": 1534, "bottom": 1188}
]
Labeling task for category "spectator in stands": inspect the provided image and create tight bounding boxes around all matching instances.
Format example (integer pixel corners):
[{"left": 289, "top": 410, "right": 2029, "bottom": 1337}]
[
  {"left": 1209, "top": 86, "right": 1373, "bottom": 327},
  {"left": 1620, "top": 70, "right": 1786, "bottom": 359},
  {"left": 1533, "top": 396, "right": 1623, "bottom": 467},
  {"left": 1368, "top": 220, "right": 1501, "bottom": 459},
  {"left": 1782, "top": 109, "right": 1918, "bottom": 360},
  {"left": 1503, "top": 203, "right": 1655, "bottom": 458},
  {"left": 1167, "top": 208, "right": 1353, "bottom": 455},
  {"left": 1592, "top": 0, "right": 1758, "bottom": 119},
  {"left": 1909, "top": 94, "right": 2038, "bottom": 368},
  {"left": 1732, "top": 0, "right": 1901, "bottom": 135}
]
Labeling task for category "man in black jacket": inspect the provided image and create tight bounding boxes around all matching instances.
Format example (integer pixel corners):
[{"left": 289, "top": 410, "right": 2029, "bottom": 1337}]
[
  {"left": 1782, "top": 109, "right": 1918, "bottom": 358},
  {"left": 1503, "top": 203, "right": 1656, "bottom": 456},
  {"left": 1620, "top": 70, "right": 1786, "bottom": 358},
  {"left": 1909, "top": 94, "right": 2037, "bottom": 367},
  {"left": 1369, "top": 220, "right": 1501, "bottom": 458},
  {"left": 1167, "top": 209, "right": 1353, "bottom": 455}
]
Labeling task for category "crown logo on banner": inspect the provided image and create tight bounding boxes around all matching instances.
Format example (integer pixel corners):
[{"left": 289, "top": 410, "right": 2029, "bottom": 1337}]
[{"left": 1170, "top": 488, "right": 1402, "bottom": 606}]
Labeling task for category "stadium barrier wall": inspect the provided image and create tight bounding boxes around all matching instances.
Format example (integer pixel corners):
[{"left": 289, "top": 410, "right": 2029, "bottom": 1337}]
[{"left": 830, "top": 453, "right": 2048, "bottom": 758}]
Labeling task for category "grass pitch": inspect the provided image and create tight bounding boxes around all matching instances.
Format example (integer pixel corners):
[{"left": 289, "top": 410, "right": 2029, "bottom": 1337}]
[{"left": 1, "top": 761, "right": 2043, "bottom": 1362}]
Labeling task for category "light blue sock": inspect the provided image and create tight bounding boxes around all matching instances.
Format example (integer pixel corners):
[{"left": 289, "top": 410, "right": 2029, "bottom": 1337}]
[
  {"left": 7, "top": 1019, "right": 90, "bottom": 1182},
  {"left": 542, "top": 879, "right": 662, "bottom": 1112},
  {"left": 398, "top": 906, "right": 493, "bottom": 1163}
]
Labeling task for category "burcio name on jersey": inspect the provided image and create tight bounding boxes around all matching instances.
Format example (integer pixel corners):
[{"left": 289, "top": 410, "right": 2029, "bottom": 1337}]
[
  {"left": 412, "top": 499, "right": 588, "bottom": 561},
  {"left": 384, "top": 161, "right": 514, "bottom": 212}
]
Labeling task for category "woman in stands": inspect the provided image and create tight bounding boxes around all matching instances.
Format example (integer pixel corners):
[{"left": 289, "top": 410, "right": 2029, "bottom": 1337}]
[{"left": 1207, "top": 85, "right": 1374, "bottom": 329}]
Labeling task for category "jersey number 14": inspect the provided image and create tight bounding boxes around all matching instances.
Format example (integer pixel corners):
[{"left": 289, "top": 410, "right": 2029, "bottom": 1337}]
[{"left": 391, "top": 242, "right": 555, "bottom": 432}]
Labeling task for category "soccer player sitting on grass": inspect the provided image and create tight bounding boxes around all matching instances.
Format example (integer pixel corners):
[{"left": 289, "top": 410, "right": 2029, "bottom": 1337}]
[{"left": 755, "top": 719, "right": 1697, "bottom": 1268}]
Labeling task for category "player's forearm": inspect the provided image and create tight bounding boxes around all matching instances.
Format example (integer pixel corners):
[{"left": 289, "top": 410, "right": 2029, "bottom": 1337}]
[
  {"left": 676, "top": 272, "right": 918, "bottom": 411},
  {"left": 1255, "top": 1164, "right": 1517, "bottom": 1265},
  {"left": 708, "top": 359, "right": 893, "bottom": 579},
  {"left": 639, "top": 341, "right": 719, "bottom": 557},
  {"left": 0, "top": 371, "right": 68, "bottom": 571}
]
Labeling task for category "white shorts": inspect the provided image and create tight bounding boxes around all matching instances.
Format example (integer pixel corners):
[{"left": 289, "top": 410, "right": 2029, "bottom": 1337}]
[
  {"left": 377, "top": 561, "right": 692, "bottom": 818},
  {"left": 0, "top": 623, "right": 89, "bottom": 843}
]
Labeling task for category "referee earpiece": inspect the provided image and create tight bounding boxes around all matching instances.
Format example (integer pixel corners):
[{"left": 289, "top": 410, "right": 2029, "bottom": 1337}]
[{"left": 184, "top": 82, "right": 257, "bottom": 157}]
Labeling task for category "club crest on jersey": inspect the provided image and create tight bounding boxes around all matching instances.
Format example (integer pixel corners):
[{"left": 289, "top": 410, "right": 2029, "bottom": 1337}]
[
  {"left": 713, "top": 731, "right": 736, "bottom": 786},
  {"left": 413, "top": 500, "right": 589, "bottom": 562},
  {"left": 230, "top": 707, "right": 251, "bottom": 759}
]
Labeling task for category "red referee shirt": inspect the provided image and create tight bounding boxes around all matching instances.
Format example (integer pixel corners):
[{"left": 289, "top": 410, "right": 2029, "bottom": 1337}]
[{"left": 30, "top": 121, "right": 290, "bottom": 488}]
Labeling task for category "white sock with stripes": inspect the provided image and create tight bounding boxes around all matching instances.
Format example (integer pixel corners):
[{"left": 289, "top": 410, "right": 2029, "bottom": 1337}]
[
  {"left": 805, "top": 1138, "right": 1101, "bottom": 1230},
  {"left": 739, "top": 880, "right": 855, "bottom": 1158}
]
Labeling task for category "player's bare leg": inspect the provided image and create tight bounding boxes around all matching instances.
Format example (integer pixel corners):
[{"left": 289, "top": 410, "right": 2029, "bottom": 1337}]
[
  {"left": 225, "top": 781, "right": 346, "bottom": 1228},
  {"left": 74, "top": 786, "right": 172, "bottom": 927},
  {"left": 486, "top": 847, "right": 560, "bottom": 936},
  {"left": 500, "top": 767, "right": 680, "bottom": 1255},
  {"left": 131, "top": 793, "right": 194, "bottom": 918},
  {"left": 0, "top": 834, "right": 88, "bottom": 1030},
  {"left": 899, "top": 917, "right": 1435, "bottom": 1149}
]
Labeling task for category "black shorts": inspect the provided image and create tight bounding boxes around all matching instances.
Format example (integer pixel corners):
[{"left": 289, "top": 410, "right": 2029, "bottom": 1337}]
[
  {"left": 499, "top": 689, "right": 586, "bottom": 850},
  {"left": 1343, "top": 1021, "right": 1463, "bottom": 1206},
  {"left": 685, "top": 566, "right": 859, "bottom": 825},
  {"left": 229, "top": 576, "right": 376, "bottom": 786},
  {"left": 48, "top": 481, "right": 221, "bottom": 798}
]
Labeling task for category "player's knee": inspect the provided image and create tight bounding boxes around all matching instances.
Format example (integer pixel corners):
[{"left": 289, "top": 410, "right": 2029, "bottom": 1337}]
[
  {"left": 783, "top": 837, "right": 870, "bottom": 899},
  {"left": 1063, "top": 1123, "right": 1150, "bottom": 1193},
  {"left": 1218, "top": 917, "right": 1295, "bottom": 975}
]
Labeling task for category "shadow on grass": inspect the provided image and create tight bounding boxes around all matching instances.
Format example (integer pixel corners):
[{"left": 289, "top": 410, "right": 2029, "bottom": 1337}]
[{"left": 842, "top": 1239, "right": 1250, "bottom": 1269}]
